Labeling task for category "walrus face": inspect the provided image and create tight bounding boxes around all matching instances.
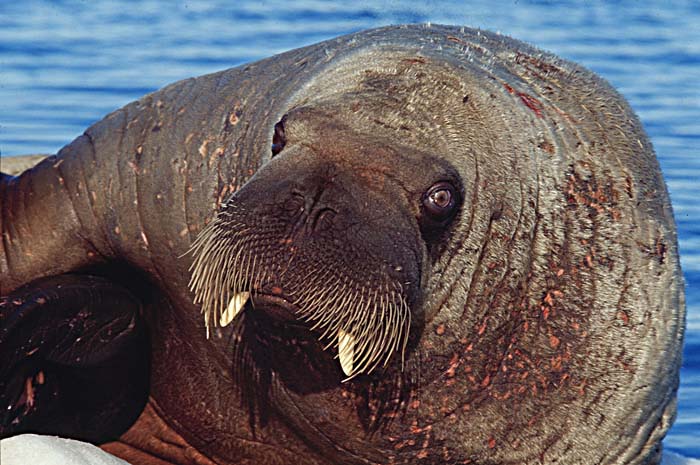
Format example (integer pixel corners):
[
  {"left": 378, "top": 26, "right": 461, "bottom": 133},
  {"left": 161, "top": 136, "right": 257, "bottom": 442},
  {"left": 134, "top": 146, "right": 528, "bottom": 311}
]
[{"left": 190, "top": 104, "right": 463, "bottom": 385}]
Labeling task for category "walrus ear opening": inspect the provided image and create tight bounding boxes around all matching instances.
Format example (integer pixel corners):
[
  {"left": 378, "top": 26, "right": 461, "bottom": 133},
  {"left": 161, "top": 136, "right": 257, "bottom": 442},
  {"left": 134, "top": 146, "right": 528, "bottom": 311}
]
[{"left": 271, "top": 115, "right": 287, "bottom": 157}]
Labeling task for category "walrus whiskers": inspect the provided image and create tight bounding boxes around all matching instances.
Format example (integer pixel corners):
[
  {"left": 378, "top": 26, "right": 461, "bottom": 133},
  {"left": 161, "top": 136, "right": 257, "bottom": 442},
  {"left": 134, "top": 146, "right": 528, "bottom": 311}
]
[{"left": 188, "top": 211, "right": 412, "bottom": 379}]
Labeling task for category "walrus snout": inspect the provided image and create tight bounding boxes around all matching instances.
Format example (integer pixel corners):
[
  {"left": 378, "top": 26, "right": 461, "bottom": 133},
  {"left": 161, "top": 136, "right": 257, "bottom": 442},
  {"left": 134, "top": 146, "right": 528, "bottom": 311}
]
[{"left": 189, "top": 133, "right": 430, "bottom": 379}]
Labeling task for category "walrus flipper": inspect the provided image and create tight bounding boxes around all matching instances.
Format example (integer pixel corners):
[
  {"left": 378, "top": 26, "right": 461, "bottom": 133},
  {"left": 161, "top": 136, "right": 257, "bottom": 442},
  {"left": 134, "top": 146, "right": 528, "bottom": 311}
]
[{"left": 0, "top": 274, "right": 149, "bottom": 443}]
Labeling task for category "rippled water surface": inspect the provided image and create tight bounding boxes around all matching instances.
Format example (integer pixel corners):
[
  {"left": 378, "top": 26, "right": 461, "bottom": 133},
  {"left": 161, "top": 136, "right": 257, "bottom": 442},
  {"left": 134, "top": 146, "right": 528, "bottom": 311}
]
[{"left": 1, "top": 0, "right": 698, "bottom": 457}]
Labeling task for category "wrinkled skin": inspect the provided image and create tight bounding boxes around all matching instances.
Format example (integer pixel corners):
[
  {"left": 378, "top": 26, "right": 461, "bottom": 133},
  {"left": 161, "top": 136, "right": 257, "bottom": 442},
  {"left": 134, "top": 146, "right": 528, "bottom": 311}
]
[{"left": 0, "top": 25, "right": 685, "bottom": 465}]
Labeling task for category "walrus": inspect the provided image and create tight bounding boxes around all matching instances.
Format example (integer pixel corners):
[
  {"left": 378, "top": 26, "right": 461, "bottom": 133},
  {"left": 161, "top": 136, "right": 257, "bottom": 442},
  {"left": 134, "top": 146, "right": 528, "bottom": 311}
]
[{"left": 0, "top": 24, "right": 685, "bottom": 465}]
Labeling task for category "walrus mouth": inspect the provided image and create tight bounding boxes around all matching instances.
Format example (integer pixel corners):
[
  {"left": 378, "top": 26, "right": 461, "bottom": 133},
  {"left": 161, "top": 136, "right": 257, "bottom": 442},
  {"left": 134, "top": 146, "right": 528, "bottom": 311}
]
[
  {"left": 187, "top": 212, "right": 412, "bottom": 380},
  {"left": 219, "top": 291, "right": 356, "bottom": 376}
]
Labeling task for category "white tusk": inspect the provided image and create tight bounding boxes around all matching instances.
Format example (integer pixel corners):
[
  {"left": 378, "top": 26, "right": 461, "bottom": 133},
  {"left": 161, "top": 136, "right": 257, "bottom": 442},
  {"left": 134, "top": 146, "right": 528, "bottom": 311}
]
[
  {"left": 338, "top": 329, "right": 355, "bottom": 378},
  {"left": 220, "top": 292, "right": 250, "bottom": 327}
]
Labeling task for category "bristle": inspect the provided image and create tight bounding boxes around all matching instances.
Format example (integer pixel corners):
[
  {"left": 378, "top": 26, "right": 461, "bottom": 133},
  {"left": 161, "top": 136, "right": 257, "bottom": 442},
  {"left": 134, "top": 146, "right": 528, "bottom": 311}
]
[{"left": 187, "top": 209, "right": 412, "bottom": 378}]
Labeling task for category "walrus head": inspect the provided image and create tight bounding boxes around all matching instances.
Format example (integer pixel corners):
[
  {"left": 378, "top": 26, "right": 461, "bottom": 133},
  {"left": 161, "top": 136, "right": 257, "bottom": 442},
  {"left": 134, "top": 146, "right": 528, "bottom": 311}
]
[
  {"left": 186, "top": 44, "right": 683, "bottom": 465},
  {"left": 189, "top": 100, "right": 465, "bottom": 380}
]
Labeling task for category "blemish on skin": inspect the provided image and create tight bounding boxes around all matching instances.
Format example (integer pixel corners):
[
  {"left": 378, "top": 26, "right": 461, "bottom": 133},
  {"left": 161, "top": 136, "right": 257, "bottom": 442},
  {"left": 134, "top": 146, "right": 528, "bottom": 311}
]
[
  {"left": 503, "top": 83, "right": 544, "bottom": 117},
  {"left": 445, "top": 353, "right": 459, "bottom": 377},
  {"left": 24, "top": 378, "right": 35, "bottom": 408},
  {"left": 140, "top": 231, "right": 149, "bottom": 247},
  {"left": 210, "top": 147, "right": 224, "bottom": 168},
  {"left": 216, "top": 186, "right": 229, "bottom": 208},
  {"left": 228, "top": 105, "right": 242, "bottom": 126},
  {"left": 618, "top": 311, "right": 630, "bottom": 325},
  {"left": 544, "top": 292, "right": 554, "bottom": 306},
  {"left": 654, "top": 237, "right": 667, "bottom": 264},
  {"left": 542, "top": 306, "right": 550, "bottom": 320},
  {"left": 549, "top": 334, "right": 560, "bottom": 348},
  {"left": 114, "top": 226, "right": 121, "bottom": 235},
  {"left": 518, "top": 93, "right": 544, "bottom": 117},
  {"left": 401, "top": 56, "right": 427, "bottom": 64},
  {"left": 538, "top": 140, "right": 555, "bottom": 154},
  {"left": 179, "top": 228, "right": 189, "bottom": 237},
  {"left": 52, "top": 159, "right": 64, "bottom": 169},
  {"left": 435, "top": 324, "right": 445, "bottom": 335},
  {"left": 199, "top": 140, "right": 210, "bottom": 158},
  {"left": 477, "top": 318, "right": 488, "bottom": 335}
]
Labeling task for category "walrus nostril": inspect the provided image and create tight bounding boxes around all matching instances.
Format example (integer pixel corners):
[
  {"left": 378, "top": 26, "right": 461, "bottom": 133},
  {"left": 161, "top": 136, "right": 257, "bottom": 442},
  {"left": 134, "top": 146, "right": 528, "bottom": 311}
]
[
  {"left": 312, "top": 208, "right": 336, "bottom": 232},
  {"left": 282, "top": 193, "right": 306, "bottom": 216}
]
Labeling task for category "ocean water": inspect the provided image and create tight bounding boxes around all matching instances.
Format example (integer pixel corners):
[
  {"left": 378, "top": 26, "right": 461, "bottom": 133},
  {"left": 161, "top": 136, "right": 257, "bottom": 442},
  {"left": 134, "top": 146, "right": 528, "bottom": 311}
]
[{"left": 0, "top": 0, "right": 698, "bottom": 457}]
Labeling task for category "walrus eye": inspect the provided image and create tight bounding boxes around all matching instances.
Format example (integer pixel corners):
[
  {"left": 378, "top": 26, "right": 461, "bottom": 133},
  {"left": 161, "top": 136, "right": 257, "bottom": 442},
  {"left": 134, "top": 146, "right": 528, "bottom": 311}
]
[
  {"left": 271, "top": 116, "right": 287, "bottom": 156},
  {"left": 422, "top": 181, "right": 458, "bottom": 222}
]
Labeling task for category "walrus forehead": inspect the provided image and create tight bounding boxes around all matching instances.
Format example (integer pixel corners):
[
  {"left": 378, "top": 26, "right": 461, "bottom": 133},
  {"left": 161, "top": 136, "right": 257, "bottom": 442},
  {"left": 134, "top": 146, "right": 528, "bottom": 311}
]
[{"left": 271, "top": 111, "right": 461, "bottom": 191}]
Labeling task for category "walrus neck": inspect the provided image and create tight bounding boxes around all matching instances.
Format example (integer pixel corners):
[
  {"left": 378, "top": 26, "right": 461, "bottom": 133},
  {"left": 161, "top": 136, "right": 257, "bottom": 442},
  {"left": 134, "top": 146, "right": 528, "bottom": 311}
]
[
  {"left": 1, "top": 156, "right": 112, "bottom": 293},
  {"left": 103, "top": 395, "right": 330, "bottom": 465},
  {"left": 101, "top": 399, "right": 220, "bottom": 465}
]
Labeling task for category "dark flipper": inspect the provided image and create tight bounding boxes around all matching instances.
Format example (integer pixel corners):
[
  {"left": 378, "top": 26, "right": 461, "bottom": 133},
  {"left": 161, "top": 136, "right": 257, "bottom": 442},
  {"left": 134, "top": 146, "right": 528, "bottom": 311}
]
[{"left": 0, "top": 274, "right": 150, "bottom": 443}]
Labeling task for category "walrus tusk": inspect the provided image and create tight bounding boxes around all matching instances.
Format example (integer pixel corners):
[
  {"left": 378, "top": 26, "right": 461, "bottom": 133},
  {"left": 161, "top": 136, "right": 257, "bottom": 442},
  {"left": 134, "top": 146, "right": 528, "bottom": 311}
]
[
  {"left": 338, "top": 329, "right": 355, "bottom": 378},
  {"left": 220, "top": 292, "right": 250, "bottom": 327}
]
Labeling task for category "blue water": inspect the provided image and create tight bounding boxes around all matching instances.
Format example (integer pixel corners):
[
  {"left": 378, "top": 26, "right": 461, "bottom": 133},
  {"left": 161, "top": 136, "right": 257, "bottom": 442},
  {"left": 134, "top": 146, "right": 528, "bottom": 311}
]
[{"left": 1, "top": 0, "right": 698, "bottom": 457}]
